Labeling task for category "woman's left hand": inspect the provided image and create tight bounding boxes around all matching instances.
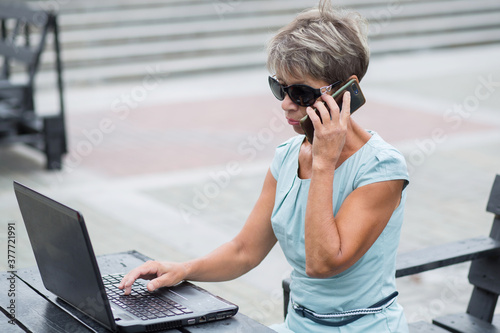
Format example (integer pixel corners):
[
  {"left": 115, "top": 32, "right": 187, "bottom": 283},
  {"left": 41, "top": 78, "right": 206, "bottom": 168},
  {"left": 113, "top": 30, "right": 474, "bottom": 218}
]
[{"left": 306, "top": 91, "right": 351, "bottom": 169}]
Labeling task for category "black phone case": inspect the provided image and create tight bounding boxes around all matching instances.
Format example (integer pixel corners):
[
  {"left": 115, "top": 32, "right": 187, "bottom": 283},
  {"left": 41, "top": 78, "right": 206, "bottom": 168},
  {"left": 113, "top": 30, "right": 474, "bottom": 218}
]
[{"left": 300, "top": 78, "right": 366, "bottom": 144}]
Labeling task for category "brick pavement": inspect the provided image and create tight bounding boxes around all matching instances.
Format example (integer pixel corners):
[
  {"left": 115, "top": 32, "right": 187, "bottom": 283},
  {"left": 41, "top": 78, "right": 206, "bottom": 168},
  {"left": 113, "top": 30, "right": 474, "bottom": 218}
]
[{"left": 1, "top": 44, "right": 500, "bottom": 326}]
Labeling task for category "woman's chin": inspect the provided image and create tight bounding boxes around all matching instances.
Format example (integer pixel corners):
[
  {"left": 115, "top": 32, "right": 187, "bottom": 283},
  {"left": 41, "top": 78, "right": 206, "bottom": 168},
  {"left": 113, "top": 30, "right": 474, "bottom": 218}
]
[{"left": 292, "top": 124, "right": 305, "bottom": 135}]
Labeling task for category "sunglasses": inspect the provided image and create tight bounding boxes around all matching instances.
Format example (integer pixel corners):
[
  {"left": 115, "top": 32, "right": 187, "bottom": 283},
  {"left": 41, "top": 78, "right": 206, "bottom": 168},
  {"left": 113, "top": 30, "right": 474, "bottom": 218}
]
[{"left": 268, "top": 76, "right": 341, "bottom": 107}]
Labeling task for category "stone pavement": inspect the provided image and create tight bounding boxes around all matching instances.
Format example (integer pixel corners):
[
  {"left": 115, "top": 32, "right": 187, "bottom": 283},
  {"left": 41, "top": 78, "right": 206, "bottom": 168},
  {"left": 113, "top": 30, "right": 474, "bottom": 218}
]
[{"left": 1, "top": 44, "right": 500, "bottom": 326}]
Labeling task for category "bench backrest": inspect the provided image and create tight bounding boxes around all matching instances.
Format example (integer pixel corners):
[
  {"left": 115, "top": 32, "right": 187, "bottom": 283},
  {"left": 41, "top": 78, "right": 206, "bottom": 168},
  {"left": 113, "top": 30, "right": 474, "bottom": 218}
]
[
  {"left": 466, "top": 174, "right": 500, "bottom": 322},
  {"left": 0, "top": 1, "right": 55, "bottom": 86},
  {"left": 0, "top": 1, "right": 64, "bottom": 117}
]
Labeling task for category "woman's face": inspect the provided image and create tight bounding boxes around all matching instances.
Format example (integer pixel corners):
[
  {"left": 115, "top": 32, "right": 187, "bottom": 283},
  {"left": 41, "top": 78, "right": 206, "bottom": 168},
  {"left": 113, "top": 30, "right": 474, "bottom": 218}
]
[{"left": 276, "top": 75, "right": 332, "bottom": 135}]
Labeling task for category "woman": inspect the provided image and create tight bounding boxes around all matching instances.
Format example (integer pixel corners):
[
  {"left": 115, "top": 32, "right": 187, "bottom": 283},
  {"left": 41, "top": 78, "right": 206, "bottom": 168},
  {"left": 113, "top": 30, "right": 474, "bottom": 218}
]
[{"left": 119, "top": 1, "right": 410, "bottom": 331}]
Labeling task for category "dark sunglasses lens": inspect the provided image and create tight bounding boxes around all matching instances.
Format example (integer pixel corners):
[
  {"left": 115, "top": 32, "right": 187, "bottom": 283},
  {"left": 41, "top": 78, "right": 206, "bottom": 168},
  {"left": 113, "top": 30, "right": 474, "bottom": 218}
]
[
  {"left": 289, "top": 86, "right": 317, "bottom": 106},
  {"left": 269, "top": 77, "right": 285, "bottom": 101}
]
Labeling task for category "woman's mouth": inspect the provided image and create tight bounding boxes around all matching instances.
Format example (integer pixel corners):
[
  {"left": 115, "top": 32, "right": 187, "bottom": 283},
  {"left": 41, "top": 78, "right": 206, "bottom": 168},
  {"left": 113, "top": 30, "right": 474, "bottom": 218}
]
[{"left": 287, "top": 118, "right": 301, "bottom": 126}]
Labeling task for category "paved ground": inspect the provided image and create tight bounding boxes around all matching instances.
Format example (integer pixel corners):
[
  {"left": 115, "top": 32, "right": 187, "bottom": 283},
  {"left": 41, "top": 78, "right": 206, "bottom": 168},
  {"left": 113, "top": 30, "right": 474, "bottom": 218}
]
[{"left": 1, "top": 44, "right": 500, "bottom": 326}]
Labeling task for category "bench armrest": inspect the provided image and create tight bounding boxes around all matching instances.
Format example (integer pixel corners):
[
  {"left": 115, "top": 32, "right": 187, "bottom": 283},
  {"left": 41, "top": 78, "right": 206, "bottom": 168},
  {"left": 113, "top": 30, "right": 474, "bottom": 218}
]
[
  {"left": 282, "top": 236, "right": 500, "bottom": 319},
  {"left": 396, "top": 236, "right": 500, "bottom": 278}
]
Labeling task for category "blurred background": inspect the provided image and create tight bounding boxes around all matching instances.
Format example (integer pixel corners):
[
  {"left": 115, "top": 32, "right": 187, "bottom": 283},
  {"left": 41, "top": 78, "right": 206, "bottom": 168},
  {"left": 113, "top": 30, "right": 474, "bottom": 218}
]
[{"left": 1, "top": 0, "right": 500, "bottom": 327}]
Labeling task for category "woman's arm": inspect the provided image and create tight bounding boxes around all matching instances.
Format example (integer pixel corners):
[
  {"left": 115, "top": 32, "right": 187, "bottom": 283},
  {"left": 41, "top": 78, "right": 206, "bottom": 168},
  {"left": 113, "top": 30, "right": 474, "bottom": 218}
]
[
  {"left": 305, "top": 176, "right": 405, "bottom": 278},
  {"left": 304, "top": 92, "right": 405, "bottom": 278},
  {"left": 119, "top": 169, "right": 278, "bottom": 294}
]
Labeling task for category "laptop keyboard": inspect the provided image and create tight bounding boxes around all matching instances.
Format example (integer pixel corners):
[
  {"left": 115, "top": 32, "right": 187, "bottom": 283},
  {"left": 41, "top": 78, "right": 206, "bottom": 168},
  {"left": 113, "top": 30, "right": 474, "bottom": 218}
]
[{"left": 102, "top": 273, "right": 193, "bottom": 321}]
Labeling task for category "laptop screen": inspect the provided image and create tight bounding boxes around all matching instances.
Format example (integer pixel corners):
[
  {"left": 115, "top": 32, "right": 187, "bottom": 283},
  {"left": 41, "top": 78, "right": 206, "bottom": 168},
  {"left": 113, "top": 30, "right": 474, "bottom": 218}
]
[{"left": 14, "top": 182, "right": 117, "bottom": 331}]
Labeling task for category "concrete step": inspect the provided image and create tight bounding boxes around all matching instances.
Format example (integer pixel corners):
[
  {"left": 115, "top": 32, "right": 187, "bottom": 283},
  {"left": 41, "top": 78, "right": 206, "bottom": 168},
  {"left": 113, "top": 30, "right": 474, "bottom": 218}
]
[
  {"left": 33, "top": 25, "right": 500, "bottom": 88},
  {"left": 42, "top": 32, "right": 272, "bottom": 69},
  {"left": 34, "top": 51, "right": 267, "bottom": 87},
  {"left": 358, "top": 0, "right": 500, "bottom": 19},
  {"left": 41, "top": 6, "right": 500, "bottom": 61},
  {"left": 50, "top": 0, "right": 402, "bottom": 14},
  {"left": 18, "top": 0, "right": 500, "bottom": 88},
  {"left": 370, "top": 27, "right": 500, "bottom": 54},
  {"left": 54, "top": 7, "right": 500, "bottom": 48},
  {"left": 32, "top": 0, "right": 199, "bottom": 11},
  {"left": 55, "top": 0, "right": 499, "bottom": 31},
  {"left": 370, "top": 11, "right": 500, "bottom": 39},
  {"left": 54, "top": 0, "right": 500, "bottom": 31},
  {"left": 43, "top": 11, "right": 500, "bottom": 67},
  {"left": 37, "top": 13, "right": 500, "bottom": 74},
  {"left": 57, "top": 14, "right": 292, "bottom": 49},
  {"left": 53, "top": 0, "right": 500, "bottom": 34},
  {"left": 52, "top": 0, "right": 203, "bottom": 13},
  {"left": 56, "top": 0, "right": 319, "bottom": 30}
]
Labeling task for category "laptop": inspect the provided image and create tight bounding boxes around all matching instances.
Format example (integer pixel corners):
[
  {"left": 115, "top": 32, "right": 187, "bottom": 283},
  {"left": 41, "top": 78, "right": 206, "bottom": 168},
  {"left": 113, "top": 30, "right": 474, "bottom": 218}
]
[{"left": 13, "top": 181, "right": 238, "bottom": 332}]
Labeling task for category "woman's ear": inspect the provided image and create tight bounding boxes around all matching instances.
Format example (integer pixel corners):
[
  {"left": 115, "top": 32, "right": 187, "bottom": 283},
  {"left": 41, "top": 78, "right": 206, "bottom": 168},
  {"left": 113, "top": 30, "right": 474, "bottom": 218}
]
[{"left": 347, "top": 74, "right": 359, "bottom": 82}]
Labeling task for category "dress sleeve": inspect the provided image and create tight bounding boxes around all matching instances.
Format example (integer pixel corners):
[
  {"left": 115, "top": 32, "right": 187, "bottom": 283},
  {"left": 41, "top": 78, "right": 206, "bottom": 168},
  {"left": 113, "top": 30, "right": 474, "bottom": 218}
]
[{"left": 354, "top": 148, "right": 409, "bottom": 190}]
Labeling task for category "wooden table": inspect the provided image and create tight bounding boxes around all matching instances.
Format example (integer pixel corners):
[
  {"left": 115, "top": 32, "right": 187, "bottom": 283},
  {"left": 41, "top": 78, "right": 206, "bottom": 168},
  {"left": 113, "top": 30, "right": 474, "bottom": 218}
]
[{"left": 0, "top": 251, "right": 274, "bottom": 332}]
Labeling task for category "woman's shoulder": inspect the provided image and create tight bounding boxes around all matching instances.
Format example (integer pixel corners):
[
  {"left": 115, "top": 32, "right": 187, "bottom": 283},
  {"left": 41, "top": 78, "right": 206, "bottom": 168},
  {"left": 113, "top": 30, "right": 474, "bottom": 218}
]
[
  {"left": 352, "top": 131, "right": 409, "bottom": 188},
  {"left": 364, "top": 131, "right": 406, "bottom": 162}
]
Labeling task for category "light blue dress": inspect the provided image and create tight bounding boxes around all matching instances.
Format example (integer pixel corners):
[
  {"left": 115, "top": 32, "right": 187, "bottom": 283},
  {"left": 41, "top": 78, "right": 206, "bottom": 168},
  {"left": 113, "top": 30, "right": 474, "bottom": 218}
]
[{"left": 270, "top": 132, "right": 410, "bottom": 333}]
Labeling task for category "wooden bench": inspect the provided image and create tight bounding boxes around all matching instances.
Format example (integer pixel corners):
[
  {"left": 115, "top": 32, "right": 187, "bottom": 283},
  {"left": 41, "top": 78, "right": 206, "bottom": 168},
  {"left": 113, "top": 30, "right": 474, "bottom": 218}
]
[
  {"left": 283, "top": 174, "right": 500, "bottom": 332},
  {"left": 0, "top": 1, "right": 66, "bottom": 169}
]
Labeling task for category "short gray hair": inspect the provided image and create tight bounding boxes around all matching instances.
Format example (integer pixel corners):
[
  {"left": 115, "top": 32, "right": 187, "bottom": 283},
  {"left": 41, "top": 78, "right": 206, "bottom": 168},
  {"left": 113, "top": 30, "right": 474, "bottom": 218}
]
[{"left": 267, "top": 0, "right": 370, "bottom": 84}]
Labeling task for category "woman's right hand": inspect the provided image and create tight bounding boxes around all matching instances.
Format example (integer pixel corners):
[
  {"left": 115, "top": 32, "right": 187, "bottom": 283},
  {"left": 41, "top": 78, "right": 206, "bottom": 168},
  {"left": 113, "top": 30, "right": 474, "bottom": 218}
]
[
  {"left": 306, "top": 91, "right": 351, "bottom": 170},
  {"left": 118, "top": 260, "right": 188, "bottom": 295}
]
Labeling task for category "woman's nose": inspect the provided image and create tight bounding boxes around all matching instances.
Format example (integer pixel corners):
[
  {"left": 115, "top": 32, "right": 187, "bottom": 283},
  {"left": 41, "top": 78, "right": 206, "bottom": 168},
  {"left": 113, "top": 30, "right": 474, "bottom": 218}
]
[{"left": 281, "top": 94, "right": 298, "bottom": 112}]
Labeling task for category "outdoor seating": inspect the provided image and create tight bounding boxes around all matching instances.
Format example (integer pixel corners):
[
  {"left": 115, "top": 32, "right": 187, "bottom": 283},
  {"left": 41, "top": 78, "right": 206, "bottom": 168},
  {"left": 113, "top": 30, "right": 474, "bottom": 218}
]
[
  {"left": 283, "top": 174, "right": 500, "bottom": 333},
  {"left": 0, "top": 1, "right": 66, "bottom": 169}
]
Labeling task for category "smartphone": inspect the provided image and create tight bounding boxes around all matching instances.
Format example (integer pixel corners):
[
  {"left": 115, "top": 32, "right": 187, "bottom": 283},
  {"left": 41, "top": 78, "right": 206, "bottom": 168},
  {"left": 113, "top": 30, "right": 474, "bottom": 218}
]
[{"left": 300, "top": 78, "right": 366, "bottom": 144}]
